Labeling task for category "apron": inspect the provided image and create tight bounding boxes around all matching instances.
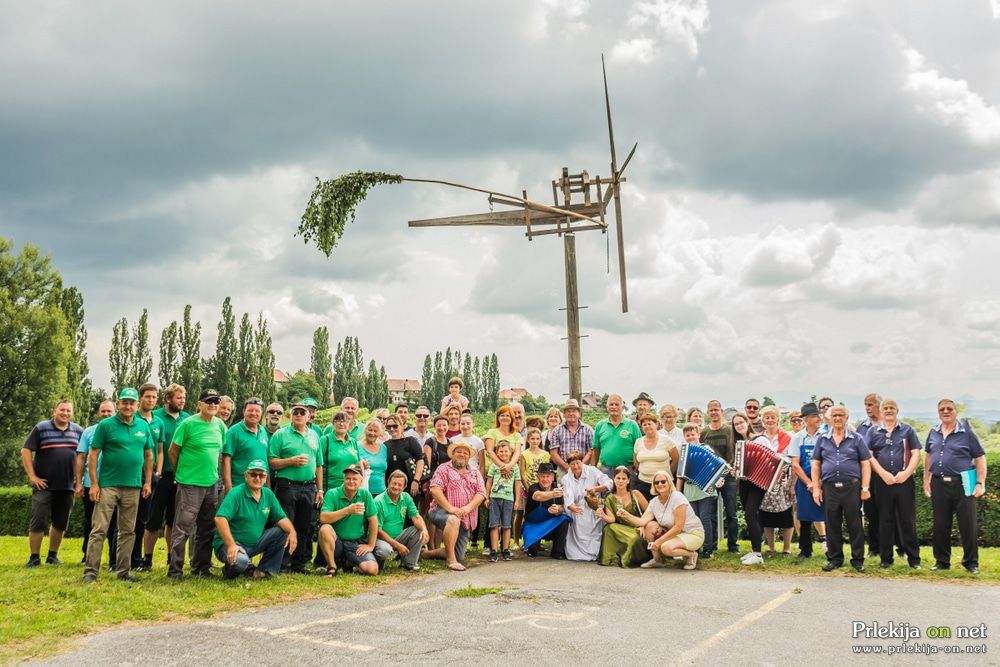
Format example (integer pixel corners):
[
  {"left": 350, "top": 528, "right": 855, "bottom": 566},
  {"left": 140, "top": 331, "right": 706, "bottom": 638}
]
[{"left": 795, "top": 441, "right": 825, "bottom": 522}]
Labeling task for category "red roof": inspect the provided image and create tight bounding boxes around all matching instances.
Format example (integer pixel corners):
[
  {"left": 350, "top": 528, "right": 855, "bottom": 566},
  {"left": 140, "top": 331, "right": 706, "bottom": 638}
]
[{"left": 273, "top": 368, "right": 290, "bottom": 383}]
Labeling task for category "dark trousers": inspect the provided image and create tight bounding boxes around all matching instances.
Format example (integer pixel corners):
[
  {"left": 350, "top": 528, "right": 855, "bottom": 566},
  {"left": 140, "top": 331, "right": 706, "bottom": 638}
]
[
  {"left": 169, "top": 483, "right": 218, "bottom": 576},
  {"left": 82, "top": 491, "right": 117, "bottom": 562},
  {"left": 526, "top": 521, "right": 569, "bottom": 559},
  {"left": 862, "top": 488, "right": 879, "bottom": 554},
  {"left": 131, "top": 476, "right": 155, "bottom": 565},
  {"left": 720, "top": 477, "right": 739, "bottom": 550},
  {"left": 798, "top": 521, "right": 813, "bottom": 557},
  {"left": 873, "top": 476, "right": 919, "bottom": 565},
  {"left": 274, "top": 479, "right": 316, "bottom": 571},
  {"left": 931, "top": 476, "right": 978, "bottom": 569},
  {"left": 690, "top": 496, "right": 717, "bottom": 554},
  {"left": 823, "top": 479, "right": 864, "bottom": 568},
  {"left": 739, "top": 480, "right": 765, "bottom": 552}
]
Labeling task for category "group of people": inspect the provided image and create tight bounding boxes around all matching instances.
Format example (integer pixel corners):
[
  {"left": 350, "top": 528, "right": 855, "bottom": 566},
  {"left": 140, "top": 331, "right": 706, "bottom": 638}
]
[{"left": 19, "top": 379, "right": 989, "bottom": 581}]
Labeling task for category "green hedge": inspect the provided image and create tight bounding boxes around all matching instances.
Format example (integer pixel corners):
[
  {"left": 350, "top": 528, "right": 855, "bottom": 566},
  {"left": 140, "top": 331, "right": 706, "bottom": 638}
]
[{"left": 0, "top": 487, "right": 85, "bottom": 537}]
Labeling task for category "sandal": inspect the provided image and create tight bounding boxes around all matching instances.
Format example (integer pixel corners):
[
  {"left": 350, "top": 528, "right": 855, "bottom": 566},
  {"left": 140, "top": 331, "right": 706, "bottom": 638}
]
[
  {"left": 324, "top": 566, "right": 338, "bottom": 577},
  {"left": 447, "top": 561, "right": 467, "bottom": 572}
]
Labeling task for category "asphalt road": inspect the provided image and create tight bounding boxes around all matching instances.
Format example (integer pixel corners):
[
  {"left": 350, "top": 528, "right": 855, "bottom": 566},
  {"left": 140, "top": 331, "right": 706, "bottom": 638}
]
[{"left": 43, "top": 561, "right": 999, "bottom": 665}]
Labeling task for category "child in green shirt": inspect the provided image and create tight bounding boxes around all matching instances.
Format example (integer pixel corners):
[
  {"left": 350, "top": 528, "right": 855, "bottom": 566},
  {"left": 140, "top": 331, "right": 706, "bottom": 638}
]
[{"left": 485, "top": 441, "right": 522, "bottom": 562}]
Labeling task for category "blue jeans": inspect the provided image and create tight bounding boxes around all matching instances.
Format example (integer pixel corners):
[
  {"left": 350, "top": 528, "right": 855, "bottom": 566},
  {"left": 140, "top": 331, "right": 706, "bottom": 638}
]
[
  {"left": 720, "top": 477, "right": 739, "bottom": 551},
  {"left": 690, "top": 497, "right": 717, "bottom": 554},
  {"left": 214, "top": 526, "right": 288, "bottom": 579}
]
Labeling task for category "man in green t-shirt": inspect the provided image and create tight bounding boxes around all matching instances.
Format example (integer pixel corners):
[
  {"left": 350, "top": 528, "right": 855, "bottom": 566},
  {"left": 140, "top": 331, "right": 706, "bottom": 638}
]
[
  {"left": 214, "top": 459, "right": 297, "bottom": 579},
  {"left": 316, "top": 464, "right": 378, "bottom": 576},
  {"left": 142, "top": 382, "right": 188, "bottom": 569},
  {"left": 131, "top": 383, "right": 164, "bottom": 572},
  {"left": 593, "top": 394, "right": 642, "bottom": 477},
  {"left": 222, "top": 398, "right": 269, "bottom": 492},
  {"left": 167, "top": 388, "right": 227, "bottom": 579},
  {"left": 373, "top": 470, "right": 429, "bottom": 571},
  {"left": 83, "top": 387, "right": 154, "bottom": 583},
  {"left": 268, "top": 402, "right": 324, "bottom": 573}
]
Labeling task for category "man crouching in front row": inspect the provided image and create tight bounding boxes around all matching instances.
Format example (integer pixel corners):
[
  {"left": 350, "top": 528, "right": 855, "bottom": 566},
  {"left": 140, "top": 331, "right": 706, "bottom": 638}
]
[
  {"left": 316, "top": 464, "right": 380, "bottom": 576},
  {"left": 213, "top": 459, "right": 297, "bottom": 579}
]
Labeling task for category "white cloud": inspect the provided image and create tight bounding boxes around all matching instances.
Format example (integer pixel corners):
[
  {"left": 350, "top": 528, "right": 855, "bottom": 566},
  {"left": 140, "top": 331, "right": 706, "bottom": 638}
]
[
  {"left": 610, "top": 37, "right": 658, "bottom": 64},
  {"left": 915, "top": 169, "right": 1000, "bottom": 227},
  {"left": 992, "top": 0, "right": 1000, "bottom": 20},
  {"left": 526, "top": 0, "right": 590, "bottom": 40},
  {"left": 612, "top": 0, "right": 710, "bottom": 63},
  {"left": 961, "top": 301, "right": 1000, "bottom": 349}
]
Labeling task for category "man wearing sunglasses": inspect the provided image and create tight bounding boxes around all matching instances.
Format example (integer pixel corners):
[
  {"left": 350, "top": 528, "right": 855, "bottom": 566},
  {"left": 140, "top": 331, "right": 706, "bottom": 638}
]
[
  {"left": 222, "top": 398, "right": 269, "bottom": 493},
  {"left": 213, "top": 459, "right": 297, "bottom": 579},
  {"left": 406, "top": 406, "right": 433, "bottom": 446},
  {"left": 142, "top": 383, "right": 188, "bottom": 571},
  {"left": 168, "top": 389, "right": 228, "bottom": 579},
  {"left": 263, "top": 403, "right": 284, "bottom": 441},
  {"left": 267, "top": 401, "right": 323, "bottom": 573},
  {"left": 743, "top": 399, "right": 764, "bottom": 435}
]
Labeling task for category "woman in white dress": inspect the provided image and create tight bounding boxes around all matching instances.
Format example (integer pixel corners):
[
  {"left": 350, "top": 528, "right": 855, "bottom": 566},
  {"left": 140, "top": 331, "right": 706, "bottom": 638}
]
[{"left": 560, "top": 451, "right": 613, "bottom": 561}]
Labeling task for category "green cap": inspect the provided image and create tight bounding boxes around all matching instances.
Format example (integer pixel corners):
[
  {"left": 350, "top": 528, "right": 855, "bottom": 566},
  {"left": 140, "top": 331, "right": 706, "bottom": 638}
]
[
  {"left": 301, "top": 397, "right": 319, "bottom": 408},
  {"left": 118, "top": 387, "right": 140, "bottom": 401},
  {"left": 246, "top": 459, "right": 268, "bottom": 473}
]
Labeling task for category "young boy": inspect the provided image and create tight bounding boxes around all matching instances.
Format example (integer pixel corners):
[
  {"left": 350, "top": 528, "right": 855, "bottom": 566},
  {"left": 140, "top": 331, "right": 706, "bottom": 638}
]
[
  {"left": 485, "top": 440, "right": 522, "bottom": 562},
  {"left": 681, "top": 423, "right": 719, "bottom": 558}
]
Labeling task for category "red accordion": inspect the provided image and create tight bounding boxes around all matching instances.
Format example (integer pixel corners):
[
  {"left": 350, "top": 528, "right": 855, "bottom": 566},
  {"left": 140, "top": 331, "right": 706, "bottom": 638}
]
[{"left": 733, "top": 440, "right": 790, "bottom": 494}]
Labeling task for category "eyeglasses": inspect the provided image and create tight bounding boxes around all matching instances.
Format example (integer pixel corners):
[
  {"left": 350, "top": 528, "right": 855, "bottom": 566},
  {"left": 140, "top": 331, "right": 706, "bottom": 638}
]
[
  {"left": 387, "top": 424, "right": 400, "bottom": 430},
  {"left": 244, "top": 398, "right": 264, "bottom": 407},
  {"left": 267, "top": 409, "right": 283, "bottom": 415},
  {"left": 291, "top": 409, "right": 307, "bottom": 416},
  {"left": 204, "top": 398, "right": 221, "bottom": 405},
  {"left": 790, "top": 418, "right": 803, "bottom": 423},
  {"left": 938, "top": 407, "right": 955, "bottom": 413},
  {"left": 819, "top": 404, "right": 833, "bottom": 411},
  {"left": 247, "top": 472, "right": 267, "bottom": 479},
  {"left": 333, "top": 416, "right": 348, "bottom": 422},
  {"left": 745, "top": 405, "right": 759, "bottom": 411},
  {"left": 415, "top": 414, "right": 430, "bottom": 419},
  {"left": 653, "top": 480, "right": 669, "bottom": 486}
]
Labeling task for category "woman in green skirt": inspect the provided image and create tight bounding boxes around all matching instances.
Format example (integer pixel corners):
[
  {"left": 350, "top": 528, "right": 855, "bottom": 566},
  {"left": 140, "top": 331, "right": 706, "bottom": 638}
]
[{"left": 597, "top": 466, "right": 648, "bottom": 567}]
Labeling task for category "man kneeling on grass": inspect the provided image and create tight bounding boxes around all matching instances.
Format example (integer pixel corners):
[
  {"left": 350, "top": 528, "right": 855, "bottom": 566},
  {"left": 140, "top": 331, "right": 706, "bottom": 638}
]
[
  {"left": 316, "top": 464, "right": 379, "bottom": 576},
  {"left": 374, "top": 470, "right": 430, "bottom": 571},
  {"left": 213, "top": 459, "right": 297, "bottom": 579}
]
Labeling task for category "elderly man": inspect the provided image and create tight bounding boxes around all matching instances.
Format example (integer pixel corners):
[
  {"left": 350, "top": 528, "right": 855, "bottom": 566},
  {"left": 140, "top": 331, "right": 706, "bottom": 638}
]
[
  {"left": 142, "top": 383, "right": 189, "bottom": 569},
  {"left": 374, "top": 470, "right": 430, "bottom": 571},
  {"left": 301, "top": 397, "right": 324, "bottom": 439},
  {"left": 268, "top": 401, "right": 324, "bottom": 574},
  {"left": 787, "top": 402, "right": 826, "bottom": 559},
  {"left": 22, "top": 399, "right": 84, "bottom": 568},
  {"left": 131, "top": 384, "right": 165, "bottom": 571},
  {"left": 168, "top": 389, "right": 228, "bottom": 579},
  {"left": 811, "top": 405, "right": 872, "bottom": 573},
  {"left": 76, "top": 400, "right": 116, "bottom": 564},
  {"left": 217, "top": 395, "right": 236, "bottom": 426},
  {"left": 317, "top": 464, "right": 379, "bottom": 576},
  {"left": 867, "top": 399, "right": 921, "bottom": 569},
  {"left": 548, "top": 399, "right": 596, "bottom": 472},
  {"left": 924, "top": 399, "right": 987, "bottom": 574},
  {"left": 341, "top": 397, "right": 364, "bottom": 441},
  {"left": 510, "top": 402, "right": 527, "bottom": 438},
  {"left": 84, "top": 388, "right": 154, "bottom": 582},
  {"left": 214, "top": 459, "right": 297, "bottom": 579},
  {"left": 263, "top": 403, "right": 284, "bottom": 441},
  {"left": 405, "top": 405, "right": 433, "bottom": 445},
  {"left": 593, "top": 394, "right": 641, "bottom": 479},
  {"left": 631, "top": 392, "right": 655, "bottom": 421},
  {"left": 425, "top": 441, "right": 486, "bottom": 571},
  {"left": 222, "top": 398, "right": 269, "bottom": 493}
]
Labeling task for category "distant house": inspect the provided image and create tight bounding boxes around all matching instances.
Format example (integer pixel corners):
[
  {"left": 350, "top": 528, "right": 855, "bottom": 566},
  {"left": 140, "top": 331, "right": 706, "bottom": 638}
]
[
  {"left": 388, "top": 378, "right": 422, "bottom": 405},
  {"left": 499, "top": 387, "right": 529, "bottom": 402},
  {"left": 581, "top": 391, "right": 602, "bottom": 410},
  {"left": 273, "top": 368, "right": 290, "bottom": 387}
]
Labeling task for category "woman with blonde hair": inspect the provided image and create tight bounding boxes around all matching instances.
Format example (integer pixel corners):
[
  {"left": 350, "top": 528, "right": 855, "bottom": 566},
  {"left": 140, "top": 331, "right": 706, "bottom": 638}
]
[{"left": 620, "top": 470, "right": 704, "bottom": 570}]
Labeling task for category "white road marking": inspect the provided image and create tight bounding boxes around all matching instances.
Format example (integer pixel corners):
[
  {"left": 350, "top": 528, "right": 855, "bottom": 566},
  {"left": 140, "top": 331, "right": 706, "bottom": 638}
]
[
  {"left": 204, "top": 621, "right": 374, "bottom": 652},
  {"left": 669, "top": 590, "right": 796, "bottom": 666},
  {"left": 490, "top": 606, "right": 600, "bottom": 630},
  {"left": 270, "top": 595, "right": 446, "bottom": 635}
]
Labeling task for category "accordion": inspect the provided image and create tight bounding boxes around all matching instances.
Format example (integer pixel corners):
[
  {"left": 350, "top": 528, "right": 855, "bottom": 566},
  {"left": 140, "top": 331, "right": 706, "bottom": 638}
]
[
  {"left": 734, "top": 440, "right": 790, "bottom": 494},
  {"left": 677, "top": 443, "right": 732, "bottom": 494}
]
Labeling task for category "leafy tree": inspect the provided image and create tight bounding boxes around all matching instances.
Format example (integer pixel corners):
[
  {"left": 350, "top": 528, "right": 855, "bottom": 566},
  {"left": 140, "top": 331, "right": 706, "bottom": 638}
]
[
  {"left": 762, "top": 396, "right": 775, "bottom": 407},
  {"left": 364, "top": 359, "right": 380, "bottom": 410},
  {"left": 130, "top": 309, "right": 152, "bottom": 386},
  {"left": 432, "top": 351, "right": 443, "bottom": 406},
  {"left": 487, "top": 354, "right": 500, "bottom": 410},
  {"left": 234, "top": 312, "right": 254, "bottom": 405},
  {"left": 109, "top": 317, "right": 131, "bottom": 391},
  {"left": 177, "top": 305, "right": 202, "bottom": 411},
  {"left": 253, "top": 314, "right": 276, "bottom": 405},
  {"left": 378, "top": 365, "right": 389, "bottom": 409},
  {"left": 281, "top": 370, "right": 323, "bottom": 406},
  {"left": 59, "top": 286, "right": 93, "bottom": 415},
  {"left": 205, "top": 297, "right": 237, "bottom": 397},
  {"left": 158, "top": 320, "right": 179, "bottom": 387},
  {"left": 310, "top": 326, "right": 332, "bottom": 406},
  {"left": 0, "top": 237, "right": 72, "bottom": 439},
  {"left": 470, "top": 356, "right": 481, "bottom": 411}
]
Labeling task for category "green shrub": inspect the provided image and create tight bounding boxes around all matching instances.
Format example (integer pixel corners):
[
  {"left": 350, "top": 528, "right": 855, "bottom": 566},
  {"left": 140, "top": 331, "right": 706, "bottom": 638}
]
[
  {"left": 0, "top": 487, "right": 85, "bottom": 537},
  {"left": 0, "top": 438, "right": 26, "bottom": 487}
]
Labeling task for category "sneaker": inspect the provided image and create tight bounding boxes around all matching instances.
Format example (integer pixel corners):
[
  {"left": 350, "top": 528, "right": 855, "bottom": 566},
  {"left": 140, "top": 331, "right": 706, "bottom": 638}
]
[
  {"left": 820, "top": 540, "right": 827, "bottom": 553},
  {"left": 481, "top": 547, "right": 492, "bottom": 557},
  {"left": 118, "top": 572, "right": 140, "bottom": 583},
  {"left": 25, "top": 555, "right": 41, "bottom": 568},
  {"left": 741, "top": 553, "right": 763, "bottom": 565},
  {"left": 684, "top": 553, "right": 699, "bottom": 570},
  {"left": 83, "top": 573, "right": 97, "bottom": 584},
  {"left": 640, "top": 559, "right": 664, "bottom": 569},
  {"left": 488, "top": 551, "right": 499, "bottom": 563},
  {"left": 402, "top": 564, "right": 421, "bottom": 572},
  {"left": 965, "top": 566, "right": 979, "bottom": 575},
  {"left": 930, "top": 564, "right": 950, "bottom": 571},
  {"left": 501, "top": 550, "right": 512, "bottom": 561},
  {"left": 133, "top": 562, "right": 151, "bottom": 573},
  {"left": 878, "top": 562, "right": 893, "bottom": 569},
  {"left": 45, "top": 554, "right": 62, "bottom": 565}
]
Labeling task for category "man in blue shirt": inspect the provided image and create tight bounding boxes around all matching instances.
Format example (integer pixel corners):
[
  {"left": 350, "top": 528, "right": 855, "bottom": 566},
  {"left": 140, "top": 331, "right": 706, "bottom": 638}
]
[
  {"left": 866, "top": 399, "right": 921, "bottom": 569},
  {"left": 855, "top": 392, "right": 883, "bottom": 558},
  {"left": 923, "top": 399, "right": 987, "bottom": 574},
  {"left": 811, "top": 405, "right": 871, "bottom": 572},
  {"left": 75, "top": 400, "right": 117, "bottom": 565}
]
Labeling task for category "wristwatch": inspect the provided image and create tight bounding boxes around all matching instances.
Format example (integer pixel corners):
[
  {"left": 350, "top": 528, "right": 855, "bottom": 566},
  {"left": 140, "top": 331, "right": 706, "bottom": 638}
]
[{"left": 862, "top": 487, "right": 870, "bottom": 492}]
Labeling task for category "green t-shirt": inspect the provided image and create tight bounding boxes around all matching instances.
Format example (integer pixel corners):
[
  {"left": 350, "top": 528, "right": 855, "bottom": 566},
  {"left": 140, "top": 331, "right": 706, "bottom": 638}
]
[
  {"left": 91, "top": 414, "right": 155, "bottom": 488},
  {"left": 319, "top": 434, "right": 360, "bottom": 491},
  {"left": 487, "top": 462, "right": 521, "bottom": 501},
  {"left": 594, "top": 418, "right": 642, "bottom": 468},
  {"left": 267, "top": 426, "right": 323, "bottom": 483},
  {"left": 152, "top": 407, "right": 190, "bottom": 473},
  {"left": 374, "top": 490, "right": 419, "bottom": 540},
  {"left": 222, "top": 421, "right": 270, "bottom": 481},
  {"left": 172, "top": 415, "right": 227, "bottom": 487},
  {"left": 321, "top": 485, "right": 376, "bottom": 541},
  {"left": 213, "top": 483, "right": 287, "bottom": 551},
  {"left": 310, "top": 423, "right": 325, "bottom": 440}
]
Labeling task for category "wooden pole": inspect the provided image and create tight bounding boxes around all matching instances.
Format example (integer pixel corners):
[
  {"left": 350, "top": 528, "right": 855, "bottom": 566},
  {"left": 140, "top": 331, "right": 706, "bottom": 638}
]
[{"left": 564, "top": 233, "right": 582, "bottom": 402}]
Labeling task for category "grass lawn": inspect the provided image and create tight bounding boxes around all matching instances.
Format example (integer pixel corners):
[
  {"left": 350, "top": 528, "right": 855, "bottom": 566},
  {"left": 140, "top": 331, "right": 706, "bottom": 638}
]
[
  {"left": 0, "top": 536, "right": 443, "bottom": 663},
  {"left": 2, "top": 536, "right": 996, "bottom": 663}
]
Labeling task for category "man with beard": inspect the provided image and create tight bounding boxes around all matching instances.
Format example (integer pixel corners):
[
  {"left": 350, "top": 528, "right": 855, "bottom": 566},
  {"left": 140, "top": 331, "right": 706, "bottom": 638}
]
[{"left": 141, "top": 383, "right": 188, "bottom": 570}]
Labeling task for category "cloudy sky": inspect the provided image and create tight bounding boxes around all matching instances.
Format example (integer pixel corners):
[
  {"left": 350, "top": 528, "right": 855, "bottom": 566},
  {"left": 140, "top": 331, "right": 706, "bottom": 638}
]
[{"left": 3, "top": 1, "right": 999, "bottom": 413}]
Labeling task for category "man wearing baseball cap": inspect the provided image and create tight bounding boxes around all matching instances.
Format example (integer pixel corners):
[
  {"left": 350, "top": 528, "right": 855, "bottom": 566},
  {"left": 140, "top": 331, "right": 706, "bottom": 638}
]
[
  {"left": 316, "top": 463, "right": 379, "bottom": 576},
  {"left": 213, "top": 460, "right": 297, "bottom": 579},
  {"left": 83, "top": 388, "right": 155, "bottom": 583},
  {"left": 301, "top": 397, "right": 325, "bottom": 439},
  {"left": 167, "top": 389, "right": 227, "bottom": 579}
]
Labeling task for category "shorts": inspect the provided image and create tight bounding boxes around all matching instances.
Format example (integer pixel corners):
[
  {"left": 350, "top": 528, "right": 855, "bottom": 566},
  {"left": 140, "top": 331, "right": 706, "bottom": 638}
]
[
  {"left": 30, "top": 489, "right": 75, "bottom": 533},
  {"left": 488, "top": 498, "right": 514, "bottom": 529},
  {"left": 428, "top": 508, "right": 470, "bottom": 561},
  {"left": 335, "top": 538, "right": 378, "bottom": 568},
  {"left": 146, "top": 471, "right": 176, "bottom": 531},
  {"left": 676, "top": 529, "right": 705, "bottom": 552}
]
